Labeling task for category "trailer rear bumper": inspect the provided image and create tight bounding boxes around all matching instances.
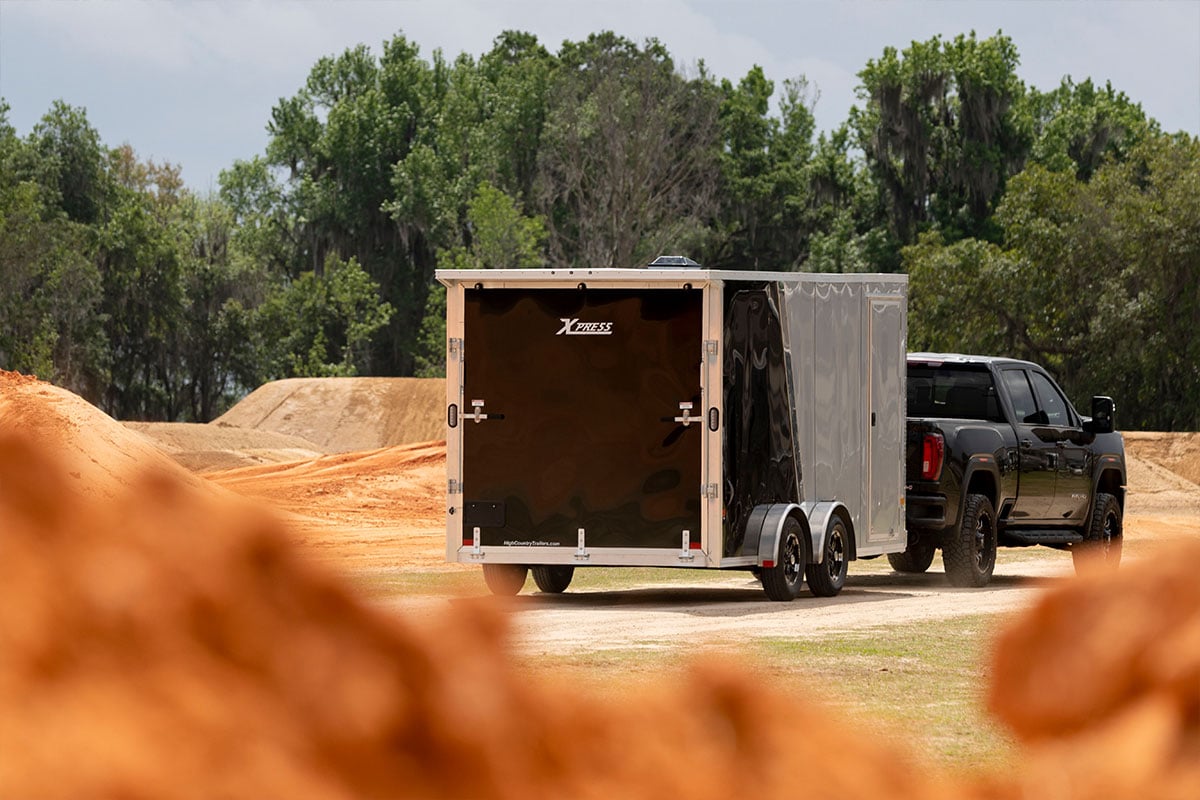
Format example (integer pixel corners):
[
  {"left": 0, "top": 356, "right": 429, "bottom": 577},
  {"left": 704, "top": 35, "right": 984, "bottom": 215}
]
[{"left": 454, "top": 546, "right": 715, "bottom": 569}]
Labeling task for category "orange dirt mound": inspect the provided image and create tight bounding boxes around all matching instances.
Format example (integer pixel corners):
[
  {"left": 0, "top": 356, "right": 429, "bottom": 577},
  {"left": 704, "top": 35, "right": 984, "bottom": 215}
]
[
  {"left": 215, "top": 377, "right": 445, "bottom": 453},
  {"left": 0, "top": 371, "right": 213, "bottom": 499},
  {"left": 205, "top": 442, "right": 448, "bottom": 572},
  {"left": 1126, "top": 432, "right": 1200, "bottom": 489},
  {"left": 126, "top": 421, "right": 325, "bottom": 472}
]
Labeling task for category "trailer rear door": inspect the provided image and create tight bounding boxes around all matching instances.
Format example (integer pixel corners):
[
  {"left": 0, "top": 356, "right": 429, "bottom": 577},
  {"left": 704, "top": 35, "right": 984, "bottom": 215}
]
[{"left": 460, "top": 288, "right": 703, "bottom": 550}]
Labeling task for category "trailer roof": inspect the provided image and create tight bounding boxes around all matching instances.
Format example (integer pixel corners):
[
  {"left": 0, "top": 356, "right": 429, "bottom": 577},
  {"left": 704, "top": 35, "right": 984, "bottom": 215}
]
[{"left": 437, "top": 267, "right": 908, "bottom": 288}]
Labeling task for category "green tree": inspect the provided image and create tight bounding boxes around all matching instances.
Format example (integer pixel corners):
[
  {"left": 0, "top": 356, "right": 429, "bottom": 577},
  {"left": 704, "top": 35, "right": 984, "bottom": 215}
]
[
  {"left": 851, "top": 32, "right": 1030, "bottom": 249},
  {"left": 707, "top": 67, "right": 818, "bottom": 269},
  {"left": 257, "top": 255, "right": 394, "bottom": 378},
  {"left": 536, "top": 32, "right": 721, "bottom": 268},
  {"left": 1027, "top": 77, "right": 1157, "bottom": 180}
]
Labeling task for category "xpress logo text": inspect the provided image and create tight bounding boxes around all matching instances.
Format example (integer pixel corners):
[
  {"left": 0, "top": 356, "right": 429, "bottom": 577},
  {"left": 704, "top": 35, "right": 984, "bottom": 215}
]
[{"left": 556, "top": 318, "right": 614, "bottom": 336}]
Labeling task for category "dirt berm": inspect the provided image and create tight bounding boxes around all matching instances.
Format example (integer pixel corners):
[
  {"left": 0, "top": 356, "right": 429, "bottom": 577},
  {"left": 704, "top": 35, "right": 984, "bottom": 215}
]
[{"left": 214, "top": 377, "right": 445, "bottom": 453}]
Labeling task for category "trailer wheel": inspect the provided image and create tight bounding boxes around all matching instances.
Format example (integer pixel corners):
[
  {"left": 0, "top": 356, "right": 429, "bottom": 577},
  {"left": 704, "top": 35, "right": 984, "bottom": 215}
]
[
  {"left": 761, "top": 517, "right": 807, "bottom": 601},
  {"left": 806, "top": 517, "right": 848, "bottom": 597},
  {"left": 886, "top": 540, "right": 936, "bottom": 573},
  {"left": 1072, "top": 492, "right": 1122, "bottom": 574},
  {"left": 531, "top": 565, "right": 575, "bottom": 593},
  {"left": 942, "top": 493, "right": 996, "bottom": 588},
  {"left": 482, "top": 564, "right": 528, "bottom": 596}
]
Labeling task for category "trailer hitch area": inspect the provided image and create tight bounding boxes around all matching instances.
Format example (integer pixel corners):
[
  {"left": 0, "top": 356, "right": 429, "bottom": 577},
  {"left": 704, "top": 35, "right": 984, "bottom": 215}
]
[{"left": 464, "top": 399, "right": 505, "bottom": 423}]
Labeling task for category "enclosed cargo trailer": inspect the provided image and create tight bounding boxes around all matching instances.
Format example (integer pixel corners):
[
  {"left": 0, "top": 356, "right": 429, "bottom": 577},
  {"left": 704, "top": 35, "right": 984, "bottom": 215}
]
[{"left": 439, "top": 265, "right": 907, "bottom": 600}]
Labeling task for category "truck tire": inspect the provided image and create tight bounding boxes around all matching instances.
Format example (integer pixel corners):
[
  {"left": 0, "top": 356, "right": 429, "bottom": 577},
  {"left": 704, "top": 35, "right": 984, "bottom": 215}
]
[
  {"left": 531, "top": 565, "right": 575, "bottom": 593},
  {"left": 887, "top": 540, "right": 936, "bottom": 573},
  {"left": 806, "top": 517, "right": 848, "bottom": 597},
  {"left": 761, "top": 517, "right": 808, "bottom": 601},
  {"left": 1072, "top": 492, "right": 1122, "bottom": 574},
  {"left": 942, "top": 493, "right": 997, "bottom": 588},
  {"left": 482, "top": 564, "right": 528, "bottom": 596}
]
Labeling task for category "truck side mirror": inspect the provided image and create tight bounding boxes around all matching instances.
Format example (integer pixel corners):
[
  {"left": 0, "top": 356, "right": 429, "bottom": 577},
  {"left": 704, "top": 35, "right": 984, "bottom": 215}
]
[{"left": 1085, "top": 395, "right": 1115, "bottom": 434}]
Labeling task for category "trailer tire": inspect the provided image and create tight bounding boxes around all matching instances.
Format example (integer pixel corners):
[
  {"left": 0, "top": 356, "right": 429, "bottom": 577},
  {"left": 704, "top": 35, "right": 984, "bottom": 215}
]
[
  {"left": 1072, "top": 492, "right": 1122, "bottom": 574},
  {"left": 761, "top": 517, "right": 808, "bottom": 601},
  {"left": 942, "top": 493, "right": 996, "bottom": 588},
  {"left": 531, "top": 565, "right": 575, "bottom": 593},
  {"left": 887, "top": 540, "right": 936, "bottom": 573},
  {"left": 806, "top": 517, "right": 848, "bottom": 597},
  {"left": 482, "top": 564, "right": 528, "bottom": 596}
]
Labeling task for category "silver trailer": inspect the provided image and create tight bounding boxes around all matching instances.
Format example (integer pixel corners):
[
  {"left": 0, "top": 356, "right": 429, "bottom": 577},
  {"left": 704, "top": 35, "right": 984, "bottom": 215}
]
[{"left": 439, "top": 265, "right": 907, "bottom": 600}]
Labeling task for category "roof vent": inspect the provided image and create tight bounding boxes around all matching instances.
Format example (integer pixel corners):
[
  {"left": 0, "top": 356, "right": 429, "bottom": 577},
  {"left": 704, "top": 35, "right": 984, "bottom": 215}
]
[{"left": 647, "top": 255, "right": 701, "bottom": 268}]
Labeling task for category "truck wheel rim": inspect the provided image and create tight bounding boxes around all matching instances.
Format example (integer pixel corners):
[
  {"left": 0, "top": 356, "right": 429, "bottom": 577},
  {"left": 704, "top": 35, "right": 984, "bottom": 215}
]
[
  {"left": 975, "top": 513, "right": 994, "bottom": 570},
  {"left": 1102, "top": 511, "right": 1118, "bottom": 555}
]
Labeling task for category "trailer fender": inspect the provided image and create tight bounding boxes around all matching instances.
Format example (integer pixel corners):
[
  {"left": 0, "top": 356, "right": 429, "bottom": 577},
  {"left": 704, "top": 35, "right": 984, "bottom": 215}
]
[
  {"left": 756, "top": 504, "right": 810, "bottom": 567},
  {"left": 799, "top": 501, "right": 850, "bottom": 564}
]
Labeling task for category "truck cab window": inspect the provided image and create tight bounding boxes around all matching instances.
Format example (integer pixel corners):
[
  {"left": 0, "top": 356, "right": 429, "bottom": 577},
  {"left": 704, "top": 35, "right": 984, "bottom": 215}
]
[
  {"left": 1029, "top": 371, "right": 1075, "bottom": 427},
  {"left": 1002, "top": 369, "right": 1037, "bottom": 423},
  {"left": 907, "top": 365, "right": 1003, "bottom": 422}
]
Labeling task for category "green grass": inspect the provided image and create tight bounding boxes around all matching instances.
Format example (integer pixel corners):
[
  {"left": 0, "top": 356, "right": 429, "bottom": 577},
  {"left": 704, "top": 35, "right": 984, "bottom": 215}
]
[
  {"left": 750, "top": 614, "right": 1018, "bottom": 770},
  {"left": 516, "top": 613, "right": 1019, "bottom": 772}
]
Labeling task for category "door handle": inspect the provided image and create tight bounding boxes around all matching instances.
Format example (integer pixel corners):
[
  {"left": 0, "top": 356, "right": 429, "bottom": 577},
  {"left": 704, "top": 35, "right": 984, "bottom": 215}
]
[
  {"left": 672, "top": 402, "right": 696, "bottom": 426},
  {"left": 464, "top": 399, "right": 505, "bottom": 423}
]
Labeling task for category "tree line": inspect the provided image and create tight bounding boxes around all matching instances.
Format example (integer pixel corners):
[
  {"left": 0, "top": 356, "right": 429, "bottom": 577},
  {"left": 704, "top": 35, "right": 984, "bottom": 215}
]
[{"left": 1, "top": 30, "right": 1197, "bottom": 429}]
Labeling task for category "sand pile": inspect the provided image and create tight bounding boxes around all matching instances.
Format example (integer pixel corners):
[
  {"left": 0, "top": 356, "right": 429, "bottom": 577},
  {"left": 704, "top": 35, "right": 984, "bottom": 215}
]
[
  {"left": 0, "top": 370, "right": 213, "bottom": 499},
  {"left": 206, "top": 443, "right": 444, "bottom": 529},
  {"left": 214, "top": 377, "right": 446, "bottom": 453},
  {"left": 125, "top": 421, "right": 324, "bottom": 473}
]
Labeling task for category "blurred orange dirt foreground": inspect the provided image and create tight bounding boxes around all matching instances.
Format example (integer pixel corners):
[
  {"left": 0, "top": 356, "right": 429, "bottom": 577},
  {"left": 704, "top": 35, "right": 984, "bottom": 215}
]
[{"left": 1, "top": 369, "right": 1198, "bottom": 799}]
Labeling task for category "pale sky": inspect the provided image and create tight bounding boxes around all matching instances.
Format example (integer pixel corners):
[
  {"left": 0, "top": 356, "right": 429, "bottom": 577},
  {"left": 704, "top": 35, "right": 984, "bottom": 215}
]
[{"left": 2, "top": 0, "right": 1198, "bottom": 191}]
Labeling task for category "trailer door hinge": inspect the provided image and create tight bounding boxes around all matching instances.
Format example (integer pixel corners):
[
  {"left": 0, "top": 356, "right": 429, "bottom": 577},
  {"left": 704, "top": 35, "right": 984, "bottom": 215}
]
[
  {"left": 702, "top": 483, "right": 719, "bottom": 499},
  {"left": 704, "top": 340, "right": 718, "bottom": 360},
  {"left": 448, "top": 479, "right": 462, "bottom": 495},
  {"left": 448, "top": 338, "right": 463, "bottom": 360}
]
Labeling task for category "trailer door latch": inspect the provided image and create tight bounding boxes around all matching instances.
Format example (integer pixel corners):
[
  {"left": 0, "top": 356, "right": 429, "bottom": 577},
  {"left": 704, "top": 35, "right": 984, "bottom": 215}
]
[
  {"left": 673, "top": 402, "right": 695, "bottom": 426},
  {"left": 463, "top": 399, "right": 505, "bottom": 423}
]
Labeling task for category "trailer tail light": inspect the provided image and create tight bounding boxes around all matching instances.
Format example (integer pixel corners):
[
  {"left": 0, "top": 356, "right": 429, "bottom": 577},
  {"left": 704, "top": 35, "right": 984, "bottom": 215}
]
[{"left": 921, "top": 433, "right": 945, "bottom": 481}]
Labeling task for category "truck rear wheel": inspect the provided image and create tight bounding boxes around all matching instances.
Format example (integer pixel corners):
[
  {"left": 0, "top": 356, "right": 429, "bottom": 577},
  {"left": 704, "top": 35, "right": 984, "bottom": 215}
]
[
  {"left": 482, "top": 564, "right": 528, "bottom": 596},
  {"left": 806, "top": 517, "right": 848, "bottom": 597},
  {"left": 887, "top": 540, "right": 936, "bottom": 573},
  {"left": 531, "top": 565, "right": 575, "bottom": 593},
  {"left": 942, "top": 493, "right": 996, "bottom": 588},
  {"left": 761, "top": 517, "right": 808, "bottom": 601},
  {"left": 1072, "top": 492, "right": 1122, "bottom": 574}
]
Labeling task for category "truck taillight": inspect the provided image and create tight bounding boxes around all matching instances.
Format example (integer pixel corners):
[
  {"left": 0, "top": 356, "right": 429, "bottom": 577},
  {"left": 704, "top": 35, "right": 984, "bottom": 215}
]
[{"left": 921, "top": 433, "right": 945, "bottom": 481}]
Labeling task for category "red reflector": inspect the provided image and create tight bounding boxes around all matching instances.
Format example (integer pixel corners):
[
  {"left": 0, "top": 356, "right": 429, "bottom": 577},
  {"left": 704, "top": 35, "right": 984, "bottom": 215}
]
[
  {"left": 761, "top": 560, "right": 775, "bottom": 569},
  {"left": 921, "top": 433, "right": 945, "bottom": 481},
  {"left": 689, "top": 540, "right": 702, "bottom": 550}
]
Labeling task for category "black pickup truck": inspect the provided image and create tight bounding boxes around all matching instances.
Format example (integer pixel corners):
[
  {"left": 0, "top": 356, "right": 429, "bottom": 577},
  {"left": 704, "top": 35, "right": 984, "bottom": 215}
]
[{"left": 893, "top": 353, "right": 1126, "bottom": 587}]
